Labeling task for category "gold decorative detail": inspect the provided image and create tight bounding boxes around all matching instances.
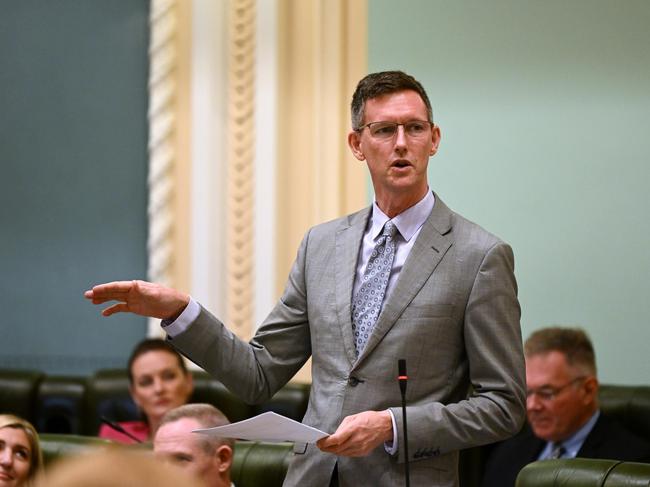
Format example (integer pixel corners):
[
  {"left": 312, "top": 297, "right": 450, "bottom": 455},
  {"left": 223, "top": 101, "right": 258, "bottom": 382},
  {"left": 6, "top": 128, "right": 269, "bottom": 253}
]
[
  {"left": 147, "top": 0, "right": 178, "bottom": 335},
  {"left": 226, "top": 0, "right": 257, "bottom": 339}
]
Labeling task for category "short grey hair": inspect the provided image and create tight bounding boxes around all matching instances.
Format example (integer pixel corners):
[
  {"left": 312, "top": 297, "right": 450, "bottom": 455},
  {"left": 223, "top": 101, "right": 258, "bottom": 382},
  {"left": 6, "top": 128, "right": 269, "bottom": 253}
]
[
  {"left": 159, "top": 403, "right": 234, "bottom": 452},
  {"left": 525, "top": 326, "right": 597, "bottom": 376}
]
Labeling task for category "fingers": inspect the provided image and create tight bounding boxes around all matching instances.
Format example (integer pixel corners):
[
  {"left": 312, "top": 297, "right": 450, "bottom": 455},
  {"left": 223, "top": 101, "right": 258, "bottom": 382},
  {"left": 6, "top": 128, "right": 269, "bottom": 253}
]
[
  {"left": 317, "top": 431, "right": 350, "bottom": 453},
  {"left": 102, "top": 303, "right": 130, "bottom": 316},
  {"left": 84, "top": 281, "right": 134, "bottom": 302},
  {"left": 316, "top": 411, "right": 393, "bottom": 457}
]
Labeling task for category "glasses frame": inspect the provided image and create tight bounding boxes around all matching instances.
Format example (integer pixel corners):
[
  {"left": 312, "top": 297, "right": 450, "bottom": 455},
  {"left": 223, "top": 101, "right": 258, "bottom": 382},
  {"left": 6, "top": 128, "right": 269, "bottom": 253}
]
[
  {"left": 355, "top": 120, "right": 434, "bottom": 140},
  {"left": 526, "top": 376, "right": 587, "bottom": 402}
]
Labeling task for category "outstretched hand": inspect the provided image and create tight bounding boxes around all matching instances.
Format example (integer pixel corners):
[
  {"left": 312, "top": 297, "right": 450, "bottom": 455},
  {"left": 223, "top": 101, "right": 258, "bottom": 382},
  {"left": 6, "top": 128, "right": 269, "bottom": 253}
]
[
  {"left": 316, "top": 410, "right": 393, "bottom": 457},
  {"left": 84, "top": 280, "right": 190, "bottom": 321}
]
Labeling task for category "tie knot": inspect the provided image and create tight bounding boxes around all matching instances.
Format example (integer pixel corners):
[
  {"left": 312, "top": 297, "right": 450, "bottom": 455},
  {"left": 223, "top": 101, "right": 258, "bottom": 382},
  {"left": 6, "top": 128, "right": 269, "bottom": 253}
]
[
  {"left": 549, "top": 443, "right": 566, "bottom": 459},
  {"left": 382, "top": 220, "right": 397, "bottom": 238}
]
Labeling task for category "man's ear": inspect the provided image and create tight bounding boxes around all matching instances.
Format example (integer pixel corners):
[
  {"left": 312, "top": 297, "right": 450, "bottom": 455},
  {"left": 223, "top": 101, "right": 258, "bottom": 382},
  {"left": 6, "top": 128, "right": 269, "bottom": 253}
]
[
  {"left": 216, "top": 445, "right": 233, "bottom": 472},
  {"left": 582, "top": 376, "right": 599, "bottom": 404},
  {"left": 348, "top": 130, "right": 365, "bottom": 161},
  {"left": 429, "top": 124, "right": 442, "bottom": 156}
]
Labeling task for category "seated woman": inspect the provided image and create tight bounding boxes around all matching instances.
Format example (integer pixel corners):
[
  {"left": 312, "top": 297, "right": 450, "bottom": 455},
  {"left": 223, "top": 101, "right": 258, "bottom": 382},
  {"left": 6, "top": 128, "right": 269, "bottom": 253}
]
[
  {"left": 99, "top": 338, "right": 194, "bottom": 444},
  {"left": 0, "top": 414, "right": 43, "bottom": 487}
]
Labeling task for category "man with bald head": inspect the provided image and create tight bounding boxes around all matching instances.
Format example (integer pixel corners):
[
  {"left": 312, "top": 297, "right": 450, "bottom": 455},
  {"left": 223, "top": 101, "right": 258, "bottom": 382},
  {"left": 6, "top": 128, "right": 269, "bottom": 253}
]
[{"left": 154, "top": 404, "right": 234, "bottom": 487}]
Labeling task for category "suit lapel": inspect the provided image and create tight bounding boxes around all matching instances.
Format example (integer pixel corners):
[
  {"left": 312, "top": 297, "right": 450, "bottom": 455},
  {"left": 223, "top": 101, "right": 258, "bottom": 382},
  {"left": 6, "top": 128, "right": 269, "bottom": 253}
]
[
  {"left": 355, "top": 194, "right": 454, "bottom": 365},
  {"left": 576, "top": 414, "right": 606, "bottom": 457},
  {"left": 335, "top": 207, "right": 371, "bottom": 366}
]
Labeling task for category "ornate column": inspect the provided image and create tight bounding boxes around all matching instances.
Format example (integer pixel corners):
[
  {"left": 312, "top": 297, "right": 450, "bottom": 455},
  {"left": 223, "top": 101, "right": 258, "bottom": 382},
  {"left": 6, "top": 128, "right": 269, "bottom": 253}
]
[{"left": 226, "top": 0, "right": 257, "bottom": 339}]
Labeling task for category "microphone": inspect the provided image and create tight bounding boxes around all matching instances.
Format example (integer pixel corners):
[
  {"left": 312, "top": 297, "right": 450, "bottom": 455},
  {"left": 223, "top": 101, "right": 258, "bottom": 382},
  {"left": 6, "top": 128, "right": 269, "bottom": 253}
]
[
  {"left": 100, "top": 416, "right": 143, "bottom": 444},
  {"left": 398, "top": 359, "right": 410, "bottom": 487}
]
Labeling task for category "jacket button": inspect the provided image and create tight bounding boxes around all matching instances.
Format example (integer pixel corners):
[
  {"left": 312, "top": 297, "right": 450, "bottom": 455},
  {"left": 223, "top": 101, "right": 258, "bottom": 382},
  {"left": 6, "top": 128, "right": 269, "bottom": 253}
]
[{"left": 348, "top": 376, "right": 360, "bottom": 387}]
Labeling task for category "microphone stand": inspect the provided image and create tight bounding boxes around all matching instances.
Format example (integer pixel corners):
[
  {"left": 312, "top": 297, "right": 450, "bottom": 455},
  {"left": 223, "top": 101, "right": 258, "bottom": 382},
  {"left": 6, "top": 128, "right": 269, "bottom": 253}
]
[{"left": 398, "top": 359, "right": 410, "bottom": 487}]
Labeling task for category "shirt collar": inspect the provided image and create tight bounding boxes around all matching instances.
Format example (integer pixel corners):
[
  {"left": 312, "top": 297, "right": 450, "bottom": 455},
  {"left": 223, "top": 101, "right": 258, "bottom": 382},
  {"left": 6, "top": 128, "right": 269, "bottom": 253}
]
[
  {"left": 552, "top": 410, "right": 600, "bottom": 457},
  {"left": 371, "top": 191, "right": 435, "bottom": 242}
]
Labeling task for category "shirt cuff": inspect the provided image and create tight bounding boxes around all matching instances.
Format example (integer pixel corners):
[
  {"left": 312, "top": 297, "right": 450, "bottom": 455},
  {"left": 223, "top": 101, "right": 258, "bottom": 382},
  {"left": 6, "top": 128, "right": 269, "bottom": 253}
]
[
  {"left": 384, "top": 409, "right": 399, "bottom": 455},
  {"left": 161, "top": 297, "right": 200, "bottom": 337}
]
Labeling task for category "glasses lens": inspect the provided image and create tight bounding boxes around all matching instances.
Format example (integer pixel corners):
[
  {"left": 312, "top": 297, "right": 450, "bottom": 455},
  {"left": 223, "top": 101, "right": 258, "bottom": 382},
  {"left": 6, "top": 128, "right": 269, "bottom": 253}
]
[
  {"left": 405, "top": 121, "right": 430, "bottom": 136},
  {"left": 369, "top": 122, "right": 397, "bottom": 139}
]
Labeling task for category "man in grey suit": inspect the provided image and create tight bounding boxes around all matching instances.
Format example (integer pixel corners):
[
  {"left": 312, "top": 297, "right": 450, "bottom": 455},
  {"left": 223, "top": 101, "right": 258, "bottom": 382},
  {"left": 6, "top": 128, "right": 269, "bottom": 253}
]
[{"left": 86, "top": 71, "right": 526, "bottom": 486}]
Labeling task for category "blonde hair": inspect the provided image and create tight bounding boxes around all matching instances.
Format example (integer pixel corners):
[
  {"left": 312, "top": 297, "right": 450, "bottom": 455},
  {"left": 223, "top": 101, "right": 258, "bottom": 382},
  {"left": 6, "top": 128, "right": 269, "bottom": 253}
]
[{"left": 0, "top": 414, "right": 44, "bottom": 485}]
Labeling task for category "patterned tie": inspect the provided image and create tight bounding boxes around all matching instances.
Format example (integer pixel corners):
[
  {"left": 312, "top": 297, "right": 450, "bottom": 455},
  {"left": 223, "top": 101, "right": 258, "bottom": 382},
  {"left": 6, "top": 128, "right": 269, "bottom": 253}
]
[
  {"left": 549, "top": 443, "right": 566, "bottom": 459},
  {"left": 351, "top": 220, "right": 398, "bottom": 356}
]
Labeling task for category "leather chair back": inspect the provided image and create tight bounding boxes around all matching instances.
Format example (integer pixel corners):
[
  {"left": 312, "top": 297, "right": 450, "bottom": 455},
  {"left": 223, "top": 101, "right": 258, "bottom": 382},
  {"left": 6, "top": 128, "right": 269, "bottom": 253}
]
[
  {"left": 191, "top": 371, "right": 255, "bottom": 422},
  {"left": 35, "top": 376, "right": 87, "bottom": 434},
  {"left": 84, "top": 368, "right": 139, "bottom": 435},
  {"left": 250, "top": 382, "right": 310, "bottom": 421},
  {"left": 231, "top": 441, "right": 293, "bottom": 487},
  {"left": 516, "top": 458, "right": 650, "bottom": 487},
  {"left": 599, "top": 385, "right": 650, "bottom": 443},
  {"left": 0, "top": 369, "right": 44, "bottom": 423}
]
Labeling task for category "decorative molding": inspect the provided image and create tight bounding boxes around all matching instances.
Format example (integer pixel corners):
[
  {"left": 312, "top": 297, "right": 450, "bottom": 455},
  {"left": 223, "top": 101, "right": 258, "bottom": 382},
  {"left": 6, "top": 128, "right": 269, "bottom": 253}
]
[
  {"left": 226, "top": 0, "right": 257, "bottom": 339},
  {"left": 147, "top": 0, "right": 191, "bottom": 336}
]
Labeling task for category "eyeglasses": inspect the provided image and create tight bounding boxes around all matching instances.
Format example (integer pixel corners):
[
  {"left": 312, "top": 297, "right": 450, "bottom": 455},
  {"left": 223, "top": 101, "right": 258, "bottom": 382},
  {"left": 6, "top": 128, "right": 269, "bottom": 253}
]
[
  {"left": 356, "top": 120, "right": 433, "bottom": 140},
  {"left": 526, "top": 376, "right": 586, "bottom": 402}
]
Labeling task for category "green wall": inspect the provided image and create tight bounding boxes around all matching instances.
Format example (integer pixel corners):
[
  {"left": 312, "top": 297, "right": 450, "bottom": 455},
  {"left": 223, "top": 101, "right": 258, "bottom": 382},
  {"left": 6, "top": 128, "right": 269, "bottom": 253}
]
[
  {"left": 369, "top": 0, "right": 650, "bottom": 384},
  {"left": 0, "top": 1, "right": 150, "bottom": 374}
]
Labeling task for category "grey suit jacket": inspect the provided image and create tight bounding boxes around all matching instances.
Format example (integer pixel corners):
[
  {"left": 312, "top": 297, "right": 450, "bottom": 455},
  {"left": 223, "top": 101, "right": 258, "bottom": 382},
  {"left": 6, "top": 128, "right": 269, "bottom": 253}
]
[{"left": 170, "top": 193, "right": 526, "bottom": 487}]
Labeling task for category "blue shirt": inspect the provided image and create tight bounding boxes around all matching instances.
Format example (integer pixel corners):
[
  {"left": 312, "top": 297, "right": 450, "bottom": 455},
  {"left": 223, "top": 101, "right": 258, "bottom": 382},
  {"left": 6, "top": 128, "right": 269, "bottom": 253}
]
[{"left": 537, "top": 410, "right": 600, "bottom": 460}]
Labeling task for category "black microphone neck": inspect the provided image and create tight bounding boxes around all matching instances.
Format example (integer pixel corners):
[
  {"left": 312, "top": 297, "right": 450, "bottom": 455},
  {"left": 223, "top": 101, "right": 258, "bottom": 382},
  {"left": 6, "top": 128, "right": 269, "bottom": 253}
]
[
  {"left": 397, "top": 359, "right": 410, "bottom": 487},
  {"left": 101, "top": 416, "right": 143, "bottom": 444}
]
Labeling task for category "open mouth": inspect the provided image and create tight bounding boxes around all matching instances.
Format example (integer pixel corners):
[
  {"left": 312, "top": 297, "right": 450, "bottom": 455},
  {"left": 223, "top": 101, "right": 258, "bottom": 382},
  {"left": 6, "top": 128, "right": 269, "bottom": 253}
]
[{"left": 392, "top": 160, "right": 411, "bottom": 168}]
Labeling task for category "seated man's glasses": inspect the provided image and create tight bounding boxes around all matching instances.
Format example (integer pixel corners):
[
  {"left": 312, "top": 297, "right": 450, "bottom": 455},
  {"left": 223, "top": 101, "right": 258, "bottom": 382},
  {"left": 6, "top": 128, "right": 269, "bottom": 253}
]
[
  {"left": 356, "top": 120, "right": 433, "bottom": 140},
  {"left": 526, "top": 376, "right": 586, "bottom": 402}
]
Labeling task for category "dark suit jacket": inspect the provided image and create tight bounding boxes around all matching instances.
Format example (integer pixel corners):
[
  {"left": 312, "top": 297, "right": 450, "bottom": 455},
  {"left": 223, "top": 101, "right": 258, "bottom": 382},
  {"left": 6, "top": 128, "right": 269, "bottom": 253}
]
[{"left": 480, "top": 414, "right": 650, "bottom": 487}]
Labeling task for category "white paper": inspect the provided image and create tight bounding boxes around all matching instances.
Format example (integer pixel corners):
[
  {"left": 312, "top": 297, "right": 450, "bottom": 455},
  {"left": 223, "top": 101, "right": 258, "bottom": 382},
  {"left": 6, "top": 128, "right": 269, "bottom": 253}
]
[{"left": 193, "top": 411, "right": 330, "bottom": 443}]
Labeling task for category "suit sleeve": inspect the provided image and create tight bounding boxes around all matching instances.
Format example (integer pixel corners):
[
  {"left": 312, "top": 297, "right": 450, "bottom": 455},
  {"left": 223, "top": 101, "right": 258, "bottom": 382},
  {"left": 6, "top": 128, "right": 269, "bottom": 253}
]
[
  {"left": 391, "top": 241, "right": 527, "bottom": 461},
  {"left": 169, "top": 230, "right": 313, "bottom": 404}
]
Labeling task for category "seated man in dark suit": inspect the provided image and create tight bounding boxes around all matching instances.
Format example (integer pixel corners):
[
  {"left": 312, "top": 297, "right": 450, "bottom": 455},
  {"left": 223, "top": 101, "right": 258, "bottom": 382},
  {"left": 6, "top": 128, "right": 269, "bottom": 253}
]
[{"left": 481, "top": 327, "right": 650, "bottom": 487}]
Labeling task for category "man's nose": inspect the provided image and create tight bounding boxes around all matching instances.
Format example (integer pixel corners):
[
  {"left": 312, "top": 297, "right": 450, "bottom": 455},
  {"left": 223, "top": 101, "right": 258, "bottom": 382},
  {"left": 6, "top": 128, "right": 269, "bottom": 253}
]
[
  {"left": 527, "top": 393, "right": 542, "bottom": 411},
  {"left": 393, "top": 125, "right": 409, "bottom": 154},
  {"left": 394, "top": 125, "right": 408, "bottom": 146}
]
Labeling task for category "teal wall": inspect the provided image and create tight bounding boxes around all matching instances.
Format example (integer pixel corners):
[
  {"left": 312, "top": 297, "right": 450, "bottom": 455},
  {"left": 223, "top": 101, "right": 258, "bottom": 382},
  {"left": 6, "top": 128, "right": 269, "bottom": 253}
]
[
  {"left": 0, "top": 1, "right": 149, "bottom": 374},
  {"left": 369, "top": 0, "right": 650, "bottom": 384}
]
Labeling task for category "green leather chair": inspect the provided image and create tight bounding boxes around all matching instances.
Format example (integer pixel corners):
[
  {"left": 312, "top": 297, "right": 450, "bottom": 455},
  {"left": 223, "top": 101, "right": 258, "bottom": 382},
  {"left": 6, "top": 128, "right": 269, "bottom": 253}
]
[
  {"left": 250, "top": 382, "right": 310, "bottom": 422},
  {"left": 231, "top": 440, "right": 293, "bottom": 487},
  {"left": 39, "top": 433, "right": 116, "bottom": 466},
  {"left": 0, "top": 369, "right": 44, "bottom": 424},
  {"left": 35, "top": 376, "right": 87, "bottom": 434},
  {"left": 83, "top": 369, "right": 138, "bottom": 435},
  {"left": 516, "top": 458, "right": 650, "bottom": 487},
  {"left": 600, "top": 385, "right": 650, "bottom": 443}
]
